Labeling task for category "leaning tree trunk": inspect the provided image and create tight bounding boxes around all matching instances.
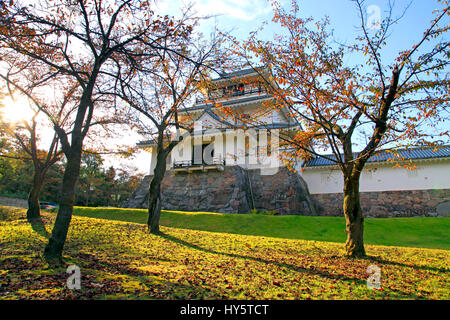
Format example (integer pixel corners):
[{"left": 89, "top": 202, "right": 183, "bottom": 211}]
[
  {"left": 147, "top": 150, "right": 168, "bottom": 234},
  {"left": 26, "top": 168, "right": 46, "bottom": 222},
  {"left": 342, "top": 174, "right": 366, "bottom": 258},
  {"left": 43, "top": 149, "right": 82, "bottom": 264}
]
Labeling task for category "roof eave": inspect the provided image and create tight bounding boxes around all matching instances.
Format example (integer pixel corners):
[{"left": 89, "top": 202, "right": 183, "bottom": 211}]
[{"left": 303, "top": 156, "right": 450, "bottom": 170}]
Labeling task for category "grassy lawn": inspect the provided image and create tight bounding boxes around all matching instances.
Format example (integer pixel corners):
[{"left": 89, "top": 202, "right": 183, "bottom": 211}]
[
  {"left": 71, "top": 206, "right": 450, "bottom": 250},
  {"left": 0, "top": 205, "right": 449, "bottom": 300}
]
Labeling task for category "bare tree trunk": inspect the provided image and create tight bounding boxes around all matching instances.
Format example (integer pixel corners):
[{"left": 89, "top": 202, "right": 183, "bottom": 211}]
[
  {"left": 42, "top": 77, "right": 96, "bottom": 264},
  {"left": 343, "top": 174, "right": 366, "bottom": 258},
  {"left": 147, "top": 150, "right": 167, "bottom": 234},
  {"left": 26, "top": 168, "right": 46, "bottom": 222},
  {"left": 43, "top": 149, "right": 82, "bottom": 264}
]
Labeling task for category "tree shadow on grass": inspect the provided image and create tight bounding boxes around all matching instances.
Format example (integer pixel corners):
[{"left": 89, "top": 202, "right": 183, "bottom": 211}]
[
  {"left": 363, "top": 255, "right": 448, "bottom": 273},
  {"left": 28, "top": 218, "right": 51, "bottom": 239},
  {"left": 0, "top": 250, "right": 220, "bottom": 300},
  {"left": 159, "top": 232, "right": 434, "bottom": 299},
  {"left": 72, "top": 252, "right": 222, "bottom": 299},
  {"left": 159, "top": 232, "right": 364, "bottom": 283}
]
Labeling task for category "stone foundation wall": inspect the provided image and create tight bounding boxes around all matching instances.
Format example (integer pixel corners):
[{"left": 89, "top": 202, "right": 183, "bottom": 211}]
[
  {"left": 124, "top": 167, "right": 450, "bottom": 217},
  {"left": 312, "top": 189, "right": 450, "bottom": 218},
  {"left": 0, "top": 196, "right": 28, "bottom": 209},
  {"left": 161, "top": 166, "right": 251, "bottom": 213},
  {"left": 247, "top": 168, "right": 318, "bottom": 215},
  {"left": 123, "top": 166, "right": 319, "bottom": 215}
]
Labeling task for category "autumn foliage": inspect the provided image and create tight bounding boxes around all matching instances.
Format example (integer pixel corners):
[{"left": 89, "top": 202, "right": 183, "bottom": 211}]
[{"left": 234, "top": 0, "right": 450, "bottom": 257}]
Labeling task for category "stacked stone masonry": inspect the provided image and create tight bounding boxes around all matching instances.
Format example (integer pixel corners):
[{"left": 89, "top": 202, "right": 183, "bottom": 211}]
[
  {"left": 123, "top": 166, "right": 319, "bottom": 215},
  {"left": 312, "top": 189, "right": 450, "bottom": 217},
  {"left": 124, "top": 167, "right": 450, "bottom": 217}
]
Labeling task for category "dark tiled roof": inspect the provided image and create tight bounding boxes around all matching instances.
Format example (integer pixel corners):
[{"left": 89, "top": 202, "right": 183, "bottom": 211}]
[
  {"left": 213, "top": 67, "right": 264, "bottom": 81},
  {"left": 136, "top": 139, "right": 156, "bottom": 147},
  {"left": 136, "top": 120, "right": 298, "bottom": 147},
  {"left": 305, "top": 145, "right": 450, "bottom": 167},
  {"left": 252, "top": 123, "right": 298, "bottom": 130},
  {"left": 204, "top": 109, "right": 234, "bottom": 127},
  {"left": 215, "top": 67, "right": 261, "bottom": 80},
  {"left": 180, "top": 94, "right": 273, "bottom": 113},
  {"left": 204, "top": 109, "right": 297, "bottom": 130}
]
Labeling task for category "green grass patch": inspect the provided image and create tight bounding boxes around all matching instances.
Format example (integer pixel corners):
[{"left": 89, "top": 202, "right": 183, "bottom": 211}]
[
  {"left": 71, "top": 206, "right": 450, "bottom": 250},
  {"left": 0, "top": 206, "right": 449, "bottom": 300}
]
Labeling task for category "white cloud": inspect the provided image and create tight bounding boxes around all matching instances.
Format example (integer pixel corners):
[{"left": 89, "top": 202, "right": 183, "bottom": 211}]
[
  {"left": 154, "top": 0, "right": 272, "bottom": 21},
  {"left": 194, "top": 0, "right": 272, "bottom": 21}
]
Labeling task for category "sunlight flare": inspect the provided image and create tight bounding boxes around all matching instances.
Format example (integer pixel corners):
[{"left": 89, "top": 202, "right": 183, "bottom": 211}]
[{"left": 1, "top": 95, "right": 36, "bottom": 124}]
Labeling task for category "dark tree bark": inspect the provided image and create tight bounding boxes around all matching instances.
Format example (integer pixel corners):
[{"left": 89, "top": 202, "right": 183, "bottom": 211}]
[
  {"left": 43, "top": 148, "right": 82, "bottom": 263},
  {"left": 43, "top": 87, "right": 92, "bottom": 264},
  {"left": 342, "top": 173, "right": 365, "bottom": 258},
  {"left": 147, "top": 136, "right": 181, "bottom": 234},
  {"left": 147, "top": 149, "right": 167, "bottom": 234},
  {"left": 26, "top": 168, "right": 46, "bottom": 222}
]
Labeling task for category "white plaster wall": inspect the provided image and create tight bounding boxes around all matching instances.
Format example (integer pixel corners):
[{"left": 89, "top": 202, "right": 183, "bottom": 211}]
[
  {"left": 165, "top": 130, "right": 284, "bottom": 170},
  {"left": 169, "top": 134, "right": 226, "bottom": 164},
  {"left": 301, "top": 160, "right": 450, "bottom": 194},
  {"left": 171, "top": 137, "right": 192, "bottom": 163},
  {"left": 212, "top": 133, "right": 225, "bottom": 160},
  {"left": 224, "top": 131, "right": 246, "bottom": 166}
]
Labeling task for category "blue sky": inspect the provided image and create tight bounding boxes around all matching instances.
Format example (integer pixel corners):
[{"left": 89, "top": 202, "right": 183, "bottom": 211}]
[{"left": 156, "top": 0, "right": 444, "bottom": 66}]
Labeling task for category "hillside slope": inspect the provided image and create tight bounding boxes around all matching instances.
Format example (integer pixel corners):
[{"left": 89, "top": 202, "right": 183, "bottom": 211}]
[
  {"left": 1, "top": 206, "right": 449, "bottom": 300},
  {"left": 72, "top": 207, "right": 450, "bottom": 250}
]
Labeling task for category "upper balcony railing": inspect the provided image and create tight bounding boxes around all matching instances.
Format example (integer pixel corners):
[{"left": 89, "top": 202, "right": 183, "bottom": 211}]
[
  {"left": 195, "top": 87, "right": 266, "bottom": 105},
  {"left": 173, "top": 158, "right": 226, "bottom": 170}
]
